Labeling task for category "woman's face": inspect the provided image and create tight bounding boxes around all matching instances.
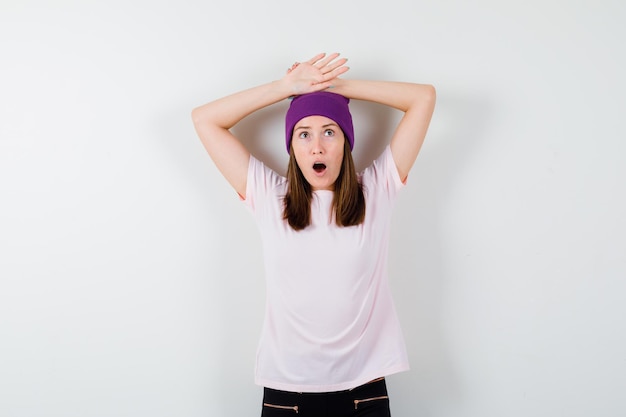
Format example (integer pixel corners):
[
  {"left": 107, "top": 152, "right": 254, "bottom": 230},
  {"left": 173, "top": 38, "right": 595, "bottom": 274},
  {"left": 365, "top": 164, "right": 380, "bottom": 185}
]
[{"left": 291, "top": 115, "right": 345, "bottom": 191}]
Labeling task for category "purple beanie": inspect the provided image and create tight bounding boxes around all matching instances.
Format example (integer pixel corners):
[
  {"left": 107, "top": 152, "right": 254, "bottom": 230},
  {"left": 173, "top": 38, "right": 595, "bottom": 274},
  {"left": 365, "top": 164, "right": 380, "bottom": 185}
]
[{"left": 285, "top": 91, "right": 354, "bottom": 153}]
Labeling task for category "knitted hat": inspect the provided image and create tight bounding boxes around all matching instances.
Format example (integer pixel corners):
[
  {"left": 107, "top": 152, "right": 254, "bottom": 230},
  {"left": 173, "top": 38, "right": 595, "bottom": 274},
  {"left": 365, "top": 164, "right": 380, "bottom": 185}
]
[{"left": 285, "top": 91, "right": 354, "bottom": 153}]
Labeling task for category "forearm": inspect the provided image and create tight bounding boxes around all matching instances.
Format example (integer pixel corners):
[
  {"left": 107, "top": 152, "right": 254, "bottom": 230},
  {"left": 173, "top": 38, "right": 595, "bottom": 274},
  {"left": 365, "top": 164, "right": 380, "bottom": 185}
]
[
  {"left": 331, "top": 78, "right": 436, "bottom": 180},
  {"left": 330, "top": 79, "right": 435, "bottom": 112},
  {"left": 192, "top": 79, "right": 292, "bottom": 130}
]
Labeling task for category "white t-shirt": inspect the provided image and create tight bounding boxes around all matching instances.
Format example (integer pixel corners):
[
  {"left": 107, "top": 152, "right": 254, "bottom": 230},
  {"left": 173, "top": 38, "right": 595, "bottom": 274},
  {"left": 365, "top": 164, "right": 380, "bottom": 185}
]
[{"left": 243, "top": 146, "right": 409, "bottom": 393}]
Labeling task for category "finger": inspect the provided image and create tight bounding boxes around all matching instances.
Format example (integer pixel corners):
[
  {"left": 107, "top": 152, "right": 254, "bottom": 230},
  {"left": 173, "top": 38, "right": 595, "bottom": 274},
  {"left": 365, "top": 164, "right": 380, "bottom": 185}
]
[
  {"left": 311, "top": 79, "right": 339, "bottom": 92},
  {"left": 322, "top": 57, "right": 347, "bottom": 74},
  {"left": 315, "top": 52, "right": 340, "bottom": 69},
  {"left": 306, "top": 53, "right": 326, "bottom": 65},
  {"left": 321, "top": 64, "right": 350, "bottom": 81},
  {"left": 306, "top": 80, "right": 331, "bottom": 93}
]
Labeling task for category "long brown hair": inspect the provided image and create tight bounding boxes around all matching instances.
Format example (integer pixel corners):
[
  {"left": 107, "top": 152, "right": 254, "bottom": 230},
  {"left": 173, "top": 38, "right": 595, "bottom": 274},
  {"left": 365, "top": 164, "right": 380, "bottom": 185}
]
[{"left": 283, "top": 140, "right": 365, "bottom": 231}]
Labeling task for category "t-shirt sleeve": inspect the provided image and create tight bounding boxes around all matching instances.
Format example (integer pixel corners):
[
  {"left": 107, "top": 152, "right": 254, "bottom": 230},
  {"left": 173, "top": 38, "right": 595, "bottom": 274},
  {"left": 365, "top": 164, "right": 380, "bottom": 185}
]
[
  {"left": 241, "top": 155, "right": 286, "bottom": 216},
  {"left": 361, "top": 145, "right": 406, "bottom": 200}
]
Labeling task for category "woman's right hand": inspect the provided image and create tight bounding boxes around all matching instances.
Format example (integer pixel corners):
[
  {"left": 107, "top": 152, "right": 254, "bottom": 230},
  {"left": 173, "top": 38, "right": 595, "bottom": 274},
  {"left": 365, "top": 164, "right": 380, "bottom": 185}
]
[{"left": 281, "top": 52, "right": 349, "bottom": 96}]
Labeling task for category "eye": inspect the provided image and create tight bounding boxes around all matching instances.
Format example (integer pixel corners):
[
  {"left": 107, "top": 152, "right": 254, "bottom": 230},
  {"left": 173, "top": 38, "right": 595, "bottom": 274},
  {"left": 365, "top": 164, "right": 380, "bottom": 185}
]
[
  {"left": 323, "top": 129, "right": 335, "bottom": 137},
  {"left": 298, "top": 131, "right": 309, "bottom": 139}
]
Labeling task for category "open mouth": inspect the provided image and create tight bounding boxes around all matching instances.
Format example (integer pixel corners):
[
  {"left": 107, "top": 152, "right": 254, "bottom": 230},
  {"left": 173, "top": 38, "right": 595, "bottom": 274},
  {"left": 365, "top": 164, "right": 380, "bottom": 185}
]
[{"left": 313, "top": 162, "right": 327, "bottom": 173}]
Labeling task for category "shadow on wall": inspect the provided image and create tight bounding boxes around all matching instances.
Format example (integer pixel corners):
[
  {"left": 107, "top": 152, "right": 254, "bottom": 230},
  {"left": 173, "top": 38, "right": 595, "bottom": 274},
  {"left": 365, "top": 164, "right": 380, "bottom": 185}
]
[
  {"left": 232, "top": 101, "right": 290, "bottom": 174},
  {"left": 387, "top": 90, "right": 492, "bottom": 413},
  {"left": 350, "top": 100, "right": 397, "bottom": 170}
]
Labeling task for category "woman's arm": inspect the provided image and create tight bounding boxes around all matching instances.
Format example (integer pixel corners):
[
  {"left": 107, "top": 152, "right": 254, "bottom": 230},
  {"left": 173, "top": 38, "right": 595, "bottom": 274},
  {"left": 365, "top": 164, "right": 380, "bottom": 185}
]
[
  {"left": 191, "top": 53, "right": 349, "bottom": 198},
  {"left": 330, "top": 79, "right": 436, "bottom": 182}
]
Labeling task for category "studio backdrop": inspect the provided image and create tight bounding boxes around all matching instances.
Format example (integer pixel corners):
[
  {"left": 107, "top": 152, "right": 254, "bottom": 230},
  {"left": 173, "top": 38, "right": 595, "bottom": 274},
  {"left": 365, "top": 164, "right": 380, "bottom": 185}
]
[{"left": 1, "top": 1, "right": 624, "bottom": 416}]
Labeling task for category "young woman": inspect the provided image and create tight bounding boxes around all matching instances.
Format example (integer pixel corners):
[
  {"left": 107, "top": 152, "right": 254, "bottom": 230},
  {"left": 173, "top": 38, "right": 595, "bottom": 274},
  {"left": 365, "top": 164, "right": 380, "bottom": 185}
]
[{"left": 192, "top": 53, "right": 436, "bottom": 417}]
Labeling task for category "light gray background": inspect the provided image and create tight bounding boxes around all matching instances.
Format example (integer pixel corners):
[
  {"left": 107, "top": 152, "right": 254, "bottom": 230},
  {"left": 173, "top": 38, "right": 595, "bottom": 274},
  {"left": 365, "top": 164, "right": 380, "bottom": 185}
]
[{"left": 1, "top": 1, "right": 624, "bottom": 416}]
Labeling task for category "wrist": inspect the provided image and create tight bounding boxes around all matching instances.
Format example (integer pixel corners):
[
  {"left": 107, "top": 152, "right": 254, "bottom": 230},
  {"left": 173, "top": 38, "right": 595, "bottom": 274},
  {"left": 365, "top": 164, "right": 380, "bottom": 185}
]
[
  {"left": 273, "top": 78, "right": 299, "bottom": 100},
  {"left": 328, "top": 78, "right": 349, "bottom": 95}
]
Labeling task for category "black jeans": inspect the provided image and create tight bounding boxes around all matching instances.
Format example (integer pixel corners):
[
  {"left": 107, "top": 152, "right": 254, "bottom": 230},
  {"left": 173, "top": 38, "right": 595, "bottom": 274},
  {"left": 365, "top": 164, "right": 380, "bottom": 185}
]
[{"left": 261, "top": 378, "right": 391, "bottom": 417}]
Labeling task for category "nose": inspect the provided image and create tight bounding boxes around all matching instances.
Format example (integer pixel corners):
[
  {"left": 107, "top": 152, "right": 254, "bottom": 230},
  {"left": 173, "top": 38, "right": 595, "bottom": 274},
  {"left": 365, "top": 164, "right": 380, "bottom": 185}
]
[{"left": 311, "top": 135, "right": 324, "bottom": 154}]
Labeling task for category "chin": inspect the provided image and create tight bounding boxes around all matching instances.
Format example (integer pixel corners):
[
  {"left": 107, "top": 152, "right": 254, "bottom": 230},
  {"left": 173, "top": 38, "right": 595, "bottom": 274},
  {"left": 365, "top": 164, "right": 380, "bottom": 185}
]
[{"left": 305, "top": 173, "right": 337, "bottom": 191}]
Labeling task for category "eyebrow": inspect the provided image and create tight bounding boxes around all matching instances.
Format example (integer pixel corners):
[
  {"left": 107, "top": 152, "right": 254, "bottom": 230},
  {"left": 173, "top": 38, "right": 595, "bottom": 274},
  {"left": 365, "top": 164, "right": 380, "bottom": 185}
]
[{"left": 294, "top": 123, "right": 339, "bottom": 131}]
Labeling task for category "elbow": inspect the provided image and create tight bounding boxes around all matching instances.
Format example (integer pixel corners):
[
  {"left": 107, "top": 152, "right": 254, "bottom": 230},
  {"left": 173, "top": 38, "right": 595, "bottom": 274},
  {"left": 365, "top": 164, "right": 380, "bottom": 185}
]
[
  {"left": 422, "top": 84, "right": 436, "bottom": 102},
  {"left": 191, "top": 106, "right": 203, "bottom": 127},
  {"left": 191, "top": 106, "right": 217, "bottom": 131},
  {"left": 417, "top": 84, "right": 436, "bottom": 112},
  {"left": 192, "top": 104, "right": 229, "bottom": 131},
  {"left": 405, "top": 84, "right": 436, "bottom": 113}
]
